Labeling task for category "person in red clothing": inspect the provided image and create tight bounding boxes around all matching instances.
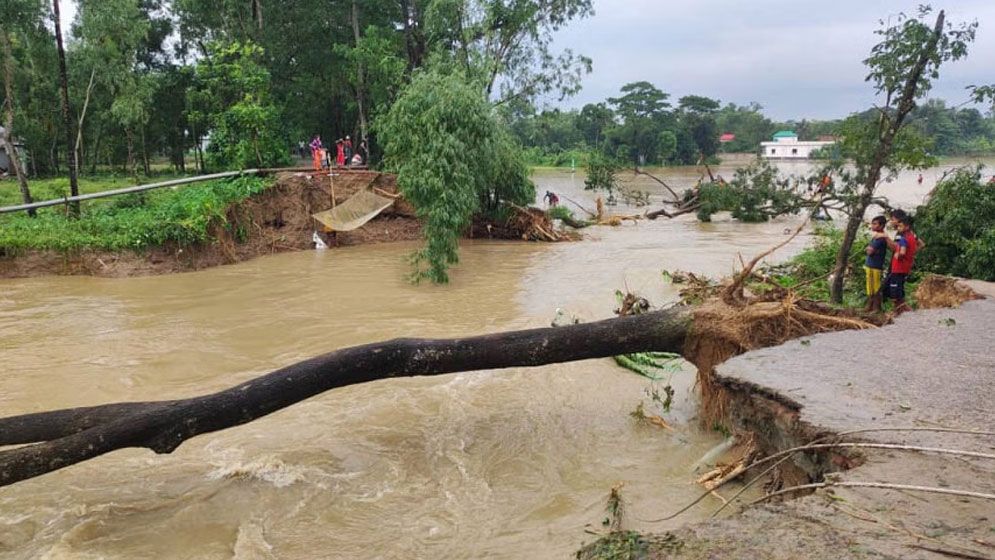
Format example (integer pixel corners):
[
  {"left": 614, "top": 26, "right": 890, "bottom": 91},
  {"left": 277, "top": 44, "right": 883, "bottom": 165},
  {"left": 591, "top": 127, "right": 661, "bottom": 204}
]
[
  {"left": 818, "top": 174, "right": 831, "bottom": 193},
  {"left": 882, "top": 213, "right": 917, "bottom": 314},
  {"left": 335, "top": 139, "right": 345, "bottom": 166}
]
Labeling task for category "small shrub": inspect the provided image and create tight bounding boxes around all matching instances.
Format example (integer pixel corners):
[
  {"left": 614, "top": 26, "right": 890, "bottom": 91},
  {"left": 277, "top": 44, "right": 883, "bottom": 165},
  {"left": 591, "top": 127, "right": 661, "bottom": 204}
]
[
  {"left": 768, "top": 225, "right": 870, "bottom": 305},
  {"left": 915, "top": 167, "right": 995, "bottom": 281}
]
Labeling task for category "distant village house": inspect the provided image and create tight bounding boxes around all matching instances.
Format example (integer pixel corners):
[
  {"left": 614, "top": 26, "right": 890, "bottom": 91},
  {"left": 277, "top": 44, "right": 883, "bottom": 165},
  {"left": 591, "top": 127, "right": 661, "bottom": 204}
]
[
  {"left": 0, "top": 126, "right": 28, "bottom": 174},
  {"left": 760, "top": 130, "right": 834, "bottom": 159}
]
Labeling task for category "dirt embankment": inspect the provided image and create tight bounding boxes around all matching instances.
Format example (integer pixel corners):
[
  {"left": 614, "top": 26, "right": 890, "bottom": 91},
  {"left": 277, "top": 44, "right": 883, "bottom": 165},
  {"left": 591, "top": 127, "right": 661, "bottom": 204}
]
[
  {"left": 0, "top": 171, "right": 422, "bottom": 279},
  {"left": 1, "top": 170, "right": 570, "bottom": 279}
]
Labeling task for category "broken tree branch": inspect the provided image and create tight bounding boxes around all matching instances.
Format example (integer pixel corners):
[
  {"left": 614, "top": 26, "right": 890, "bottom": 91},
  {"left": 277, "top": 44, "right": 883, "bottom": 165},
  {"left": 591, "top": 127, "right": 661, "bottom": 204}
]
[
  {"left": 561, "top": 194, "right": 597, "bottom": 218},
  {"left": 646, "top": 203, "right": 701, "bottom": 220},
  {"left": 723, "top": 207, "right": 815, "bottom": 303},
  {"left": 749, "top": 481, "right": 995, "bottom": 505},
  {"left": 634, "top": 168, "right": 681, "bottom": 201}
]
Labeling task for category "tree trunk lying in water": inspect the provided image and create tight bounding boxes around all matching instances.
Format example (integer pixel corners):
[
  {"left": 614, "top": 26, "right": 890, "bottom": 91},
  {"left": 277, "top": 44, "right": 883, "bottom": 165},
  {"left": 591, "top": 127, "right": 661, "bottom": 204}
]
[{"left": 0, "top": 307, "right": 692, "bottom": 487}]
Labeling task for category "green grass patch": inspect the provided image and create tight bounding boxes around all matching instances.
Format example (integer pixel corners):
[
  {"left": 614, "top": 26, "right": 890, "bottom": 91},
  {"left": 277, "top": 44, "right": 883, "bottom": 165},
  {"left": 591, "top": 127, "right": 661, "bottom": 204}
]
[
  {"left": 762, "top": 225, "right": 920, "bottom": 307},
  {"left": 523, "top": 147, "right": 589, "bottom": 168},
  {"left": 0, "top": 176, "right": 271, "bottom": 253},
  {"left": 0, "top": 173, "right": 195, "bottom": 208}
]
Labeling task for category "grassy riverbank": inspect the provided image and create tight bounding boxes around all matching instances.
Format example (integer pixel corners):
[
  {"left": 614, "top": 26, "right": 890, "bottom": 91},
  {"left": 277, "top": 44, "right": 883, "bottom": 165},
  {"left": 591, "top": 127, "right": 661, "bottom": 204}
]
[
  {"left": 0, "top": 173, "right": 197, "bottom": 208},
  {"left": 0, "top": 176, "right": 271, "bottom": 252}
]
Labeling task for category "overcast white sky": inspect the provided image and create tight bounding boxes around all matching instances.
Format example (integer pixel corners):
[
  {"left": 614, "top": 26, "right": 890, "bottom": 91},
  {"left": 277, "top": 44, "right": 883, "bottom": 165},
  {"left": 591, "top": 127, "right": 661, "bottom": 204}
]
[
  {"left": 547, "top": 0, "right": 995, "bottom": 120},
  {"left": 59, "top": 1, "right": 994, "bottom": 121}
]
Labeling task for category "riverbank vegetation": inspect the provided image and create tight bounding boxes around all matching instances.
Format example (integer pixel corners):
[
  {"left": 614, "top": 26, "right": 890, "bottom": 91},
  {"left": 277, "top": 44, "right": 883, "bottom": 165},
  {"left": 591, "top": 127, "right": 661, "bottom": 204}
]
[
  {"left": 743, "top": 165, "right": 995, "bottom": 305},
  {"left": 0, "top": 172, "right": 191, "bottom": 207},
  {"left": 0, "top": 176, "right": 269, "bottom": 252},
  {"left": 2, "top": 0, "right": 597, "bottom": 281},
  {"left": 1, "top": 0, "right": 595, "bottom": 180},
  {"left": 585, "top": 7, "right": 980, "bottom": 304},
  {"left": 914, "top": 167, "right": 995, "bottom": 281},
  {"left": 1, "top": 1, "right": 990, "bottom": 290},
  {"left": 766, "top": 227, "right": 877, "bottom": 307}
]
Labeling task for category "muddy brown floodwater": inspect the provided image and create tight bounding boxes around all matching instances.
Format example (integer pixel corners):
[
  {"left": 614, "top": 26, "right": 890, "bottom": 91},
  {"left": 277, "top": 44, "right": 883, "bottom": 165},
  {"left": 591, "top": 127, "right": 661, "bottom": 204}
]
[{"left": 0, "top": 161, "right": 988, "bottom": 559}]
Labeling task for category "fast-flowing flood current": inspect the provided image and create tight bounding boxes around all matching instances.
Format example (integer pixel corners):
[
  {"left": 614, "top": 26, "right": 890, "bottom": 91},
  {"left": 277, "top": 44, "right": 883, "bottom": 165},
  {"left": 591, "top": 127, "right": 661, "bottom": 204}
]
[{"left": 1, "top": 159, "right": 986, "bottom": 559}]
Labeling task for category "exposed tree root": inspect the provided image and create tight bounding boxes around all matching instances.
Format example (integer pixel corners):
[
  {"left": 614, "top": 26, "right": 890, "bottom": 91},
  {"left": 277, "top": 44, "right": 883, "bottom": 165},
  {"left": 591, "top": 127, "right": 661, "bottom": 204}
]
[
  {"left": 915, "top": 274, "right": 983, "bottom": 309},
  {"left": 695, "top": 435, "right": 758, "bottom": 491},
  {"left": 472, "top": 204, "right": 577, "bottom": 241}
]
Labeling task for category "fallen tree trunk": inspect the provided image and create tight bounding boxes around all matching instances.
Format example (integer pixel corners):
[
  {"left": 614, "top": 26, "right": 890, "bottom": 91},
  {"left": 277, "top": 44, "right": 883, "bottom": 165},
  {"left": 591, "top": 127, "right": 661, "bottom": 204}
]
[{"left": 0, "top": 307, "right": 692, "bottom": 488}]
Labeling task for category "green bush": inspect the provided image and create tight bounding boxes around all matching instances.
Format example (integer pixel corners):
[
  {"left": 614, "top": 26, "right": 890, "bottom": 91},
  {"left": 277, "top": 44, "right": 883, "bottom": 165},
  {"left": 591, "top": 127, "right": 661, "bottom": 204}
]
[
  {"left": 768, "top": 225, "right": 871, "bottom": 305},
  {"left": 547, "top": 205, "right": 575, "bottom": 221},
  {"left": 0, "top": 176, "right": 270, "bottom": 252},
  {"left": 914, "top": 167, "right": 995, "bottom": 280}
]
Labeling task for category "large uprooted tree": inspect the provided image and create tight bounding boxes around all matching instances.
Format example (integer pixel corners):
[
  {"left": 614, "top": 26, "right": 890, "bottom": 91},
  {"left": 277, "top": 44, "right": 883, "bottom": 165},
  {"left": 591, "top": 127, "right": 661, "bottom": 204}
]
[{"left": 0, "top": 270, "right": 883, "bottom": 488}]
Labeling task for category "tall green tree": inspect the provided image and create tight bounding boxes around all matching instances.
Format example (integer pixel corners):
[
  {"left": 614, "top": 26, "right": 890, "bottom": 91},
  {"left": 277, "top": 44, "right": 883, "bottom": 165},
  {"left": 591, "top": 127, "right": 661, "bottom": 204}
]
[
  {"left": 828, "top": 6, "right": 976, "bottom": 303},
  {"left": 607, "top": 81, "right": 672, "bottom": 166},
  {"left": 378, "top": 70, "right": 533, "bottom": 283},
  {"left": 189, "top": 41, "right": 289, "bottom": 169},
  {"left": 52, "top": 0, "right": 79, "bottom": 214},
  {"left": 677, "top": 94, "right": 720, "bottom": 160},
  {"left": 0, "top": 0, "right": 43, "bottom": 215},
  {"left": 575, "top": 102, "right": 614, "bottom": 147},
  {"left": 423, "top": 0, "right": 593, "bottom": 104},
  {"left": 71, "top": 0, "right": 150, "bottom": 174}
]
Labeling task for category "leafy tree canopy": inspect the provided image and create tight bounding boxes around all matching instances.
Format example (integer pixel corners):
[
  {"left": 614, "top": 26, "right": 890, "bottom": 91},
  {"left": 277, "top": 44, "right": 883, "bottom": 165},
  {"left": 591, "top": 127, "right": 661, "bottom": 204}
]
[{"left": 377, "top": 70, "right": 533, "bottom": 283}]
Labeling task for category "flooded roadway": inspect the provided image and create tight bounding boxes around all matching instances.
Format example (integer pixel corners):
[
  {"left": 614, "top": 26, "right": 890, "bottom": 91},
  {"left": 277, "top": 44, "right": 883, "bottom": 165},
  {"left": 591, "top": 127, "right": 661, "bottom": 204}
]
[{"left": 0, "top": 161, "right": 983, "bottom": 559}]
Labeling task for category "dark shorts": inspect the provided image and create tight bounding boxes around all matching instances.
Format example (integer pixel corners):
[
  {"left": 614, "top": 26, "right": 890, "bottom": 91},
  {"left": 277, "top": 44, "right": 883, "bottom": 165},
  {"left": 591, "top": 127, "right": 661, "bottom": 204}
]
[{"left": 882, "top": 272, "right": 907, "bottom": 300}]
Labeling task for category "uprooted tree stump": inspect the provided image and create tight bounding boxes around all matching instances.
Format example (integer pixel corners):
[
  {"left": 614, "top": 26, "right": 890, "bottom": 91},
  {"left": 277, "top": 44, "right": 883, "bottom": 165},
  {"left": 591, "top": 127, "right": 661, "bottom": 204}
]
[{"left": 0, "top": 288, "right": 888, "bottom": 489}]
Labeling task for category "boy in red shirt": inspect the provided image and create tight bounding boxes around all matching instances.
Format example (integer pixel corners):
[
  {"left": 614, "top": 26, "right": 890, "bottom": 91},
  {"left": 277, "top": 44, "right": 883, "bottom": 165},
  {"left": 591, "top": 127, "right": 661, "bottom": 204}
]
[{"left": 882, "top": 213, "right": 917, "bottom": 314}]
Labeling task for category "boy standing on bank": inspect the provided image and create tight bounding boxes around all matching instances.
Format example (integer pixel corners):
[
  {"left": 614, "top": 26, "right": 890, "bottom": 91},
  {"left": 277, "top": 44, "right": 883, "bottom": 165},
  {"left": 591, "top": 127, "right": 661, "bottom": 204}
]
[
  {"left": 864, "top": 215, "right": 888, "bottom": 312},
  {"left": 882, "top": 213, "right": 918, "bottom": 314}
]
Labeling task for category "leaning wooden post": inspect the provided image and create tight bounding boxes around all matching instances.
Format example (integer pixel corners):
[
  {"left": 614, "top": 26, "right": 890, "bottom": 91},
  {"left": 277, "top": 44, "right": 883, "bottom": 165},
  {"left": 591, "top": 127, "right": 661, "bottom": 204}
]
[{"left": 329, "top": 172, "right": 337, "bottom": 208}]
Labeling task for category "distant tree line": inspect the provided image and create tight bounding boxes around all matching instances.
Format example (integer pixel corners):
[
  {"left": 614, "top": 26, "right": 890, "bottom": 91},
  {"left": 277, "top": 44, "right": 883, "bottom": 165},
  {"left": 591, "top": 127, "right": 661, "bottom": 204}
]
[
  {"left": 503, "top": 84, "right": 995, "bottom": 167},
  {"left": 0, "top": 0, "right": 596, "bottom": 178}
]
